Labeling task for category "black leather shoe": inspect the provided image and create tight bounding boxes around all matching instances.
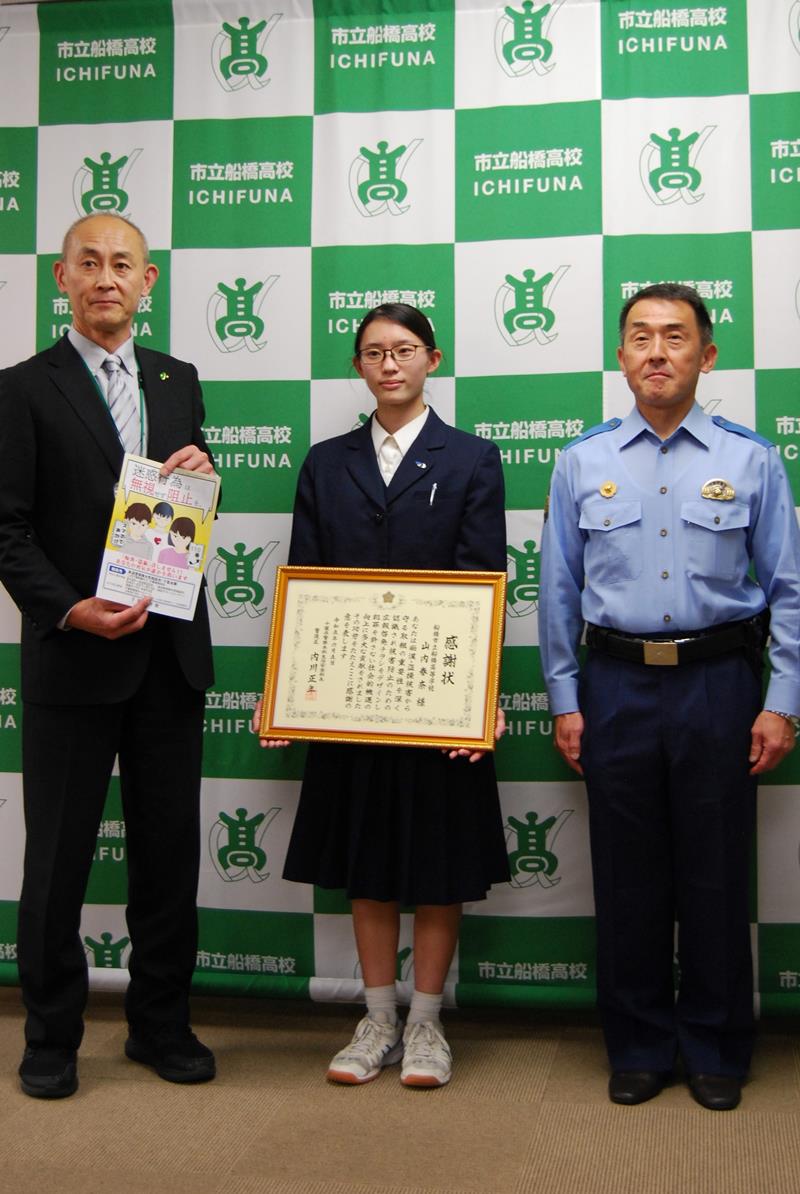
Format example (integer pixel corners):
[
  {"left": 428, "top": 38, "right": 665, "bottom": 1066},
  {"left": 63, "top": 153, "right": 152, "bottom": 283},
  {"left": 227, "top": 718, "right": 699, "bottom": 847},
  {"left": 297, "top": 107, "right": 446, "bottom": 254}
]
[
  {"left": 608, "top": 1070, "right": 667, "bottom": 1105},
  {"left": 19, "top": 1045, "right": 78, "bottom": 1099},
  {"left": 688, "top": 1073, "right": 742, "bottom": 1111},
  {"left": 125, "top": 1028, "right": 215, "bottom": 1084}
]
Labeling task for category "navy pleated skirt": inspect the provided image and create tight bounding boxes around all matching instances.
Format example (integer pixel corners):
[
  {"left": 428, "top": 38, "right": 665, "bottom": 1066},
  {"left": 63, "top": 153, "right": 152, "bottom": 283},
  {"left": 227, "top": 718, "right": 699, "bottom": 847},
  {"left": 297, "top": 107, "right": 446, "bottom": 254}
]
[{"left": 283, "top": 742, "right": 510, "bottom": 905}]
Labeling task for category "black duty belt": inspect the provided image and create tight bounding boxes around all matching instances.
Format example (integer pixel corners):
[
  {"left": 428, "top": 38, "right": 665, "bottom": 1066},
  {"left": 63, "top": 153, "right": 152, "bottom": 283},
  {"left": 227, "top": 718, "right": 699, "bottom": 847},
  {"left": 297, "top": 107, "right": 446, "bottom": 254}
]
[{"left": 586, "top": 613, "right": 769, "bottom": 668}]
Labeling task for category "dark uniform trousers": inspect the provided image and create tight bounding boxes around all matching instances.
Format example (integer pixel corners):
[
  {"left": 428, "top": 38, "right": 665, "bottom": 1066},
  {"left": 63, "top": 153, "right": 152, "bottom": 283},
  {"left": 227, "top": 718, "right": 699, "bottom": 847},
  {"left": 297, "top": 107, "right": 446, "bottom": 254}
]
[
  {"left": 579, "top": 647, "right": 761, "bottom": 1078},
  {"left": 18, "top": 620, "right": 204, "bottom": 1052}
]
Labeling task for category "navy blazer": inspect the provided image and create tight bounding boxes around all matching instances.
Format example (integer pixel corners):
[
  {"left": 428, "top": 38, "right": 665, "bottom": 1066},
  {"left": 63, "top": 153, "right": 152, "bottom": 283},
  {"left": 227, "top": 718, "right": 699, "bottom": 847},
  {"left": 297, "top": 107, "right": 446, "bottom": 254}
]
[
  {"left": 288, "top": 407, "right": 507, "bottom": 573},
  {"left": 0, "top": 335, "right": 214, "bottom": 704}
]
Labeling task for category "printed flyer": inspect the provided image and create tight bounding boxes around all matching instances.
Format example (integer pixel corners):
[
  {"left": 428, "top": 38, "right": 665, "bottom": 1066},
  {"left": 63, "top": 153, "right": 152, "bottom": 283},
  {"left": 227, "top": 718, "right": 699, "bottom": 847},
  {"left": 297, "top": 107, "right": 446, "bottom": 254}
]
[{"left": 96, "top": 454, "right": 220, "bottom": 621}]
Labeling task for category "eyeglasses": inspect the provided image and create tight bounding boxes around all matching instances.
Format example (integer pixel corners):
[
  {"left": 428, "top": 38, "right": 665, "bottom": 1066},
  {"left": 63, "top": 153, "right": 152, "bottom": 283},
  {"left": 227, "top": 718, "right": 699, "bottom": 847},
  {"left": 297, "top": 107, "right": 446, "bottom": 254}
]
[{"left": 357, "top": 343, "right": 430, "bottom": 365}]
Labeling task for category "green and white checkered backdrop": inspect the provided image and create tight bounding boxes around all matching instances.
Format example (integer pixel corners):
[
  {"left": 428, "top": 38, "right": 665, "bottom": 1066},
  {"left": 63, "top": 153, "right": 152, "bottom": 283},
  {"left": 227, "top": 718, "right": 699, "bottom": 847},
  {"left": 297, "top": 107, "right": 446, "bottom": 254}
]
[{"left": 0, "top": 0, "right": 798, "bottom": 1013}]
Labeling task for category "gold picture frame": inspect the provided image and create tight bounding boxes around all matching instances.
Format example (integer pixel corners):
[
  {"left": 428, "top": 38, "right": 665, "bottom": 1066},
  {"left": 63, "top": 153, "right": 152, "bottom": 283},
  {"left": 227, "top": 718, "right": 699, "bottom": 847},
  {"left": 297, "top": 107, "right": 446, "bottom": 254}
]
[{"left": 259, "top": 566, "right": 507, "bottom": 751}]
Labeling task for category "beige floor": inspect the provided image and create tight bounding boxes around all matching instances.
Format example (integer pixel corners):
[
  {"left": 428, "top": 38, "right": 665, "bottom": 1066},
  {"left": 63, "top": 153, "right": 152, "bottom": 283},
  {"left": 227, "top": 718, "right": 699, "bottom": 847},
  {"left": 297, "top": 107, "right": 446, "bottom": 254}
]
[{"left": 0, "top": 987, "right": 799, "bottom": 1194}]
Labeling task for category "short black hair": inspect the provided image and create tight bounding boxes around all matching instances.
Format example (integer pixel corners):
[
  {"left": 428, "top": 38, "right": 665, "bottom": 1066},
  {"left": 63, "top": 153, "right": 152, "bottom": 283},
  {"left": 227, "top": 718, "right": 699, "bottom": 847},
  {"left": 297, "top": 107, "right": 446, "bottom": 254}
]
[
  {"left": 618, "top": 283, "right": 713, "bottom": 346},
  {"left": 153, "top": 501, "right": 174, "bottom": 519},
  {"left": 354, "top": 303, "right": 437, "bottom": 355}
]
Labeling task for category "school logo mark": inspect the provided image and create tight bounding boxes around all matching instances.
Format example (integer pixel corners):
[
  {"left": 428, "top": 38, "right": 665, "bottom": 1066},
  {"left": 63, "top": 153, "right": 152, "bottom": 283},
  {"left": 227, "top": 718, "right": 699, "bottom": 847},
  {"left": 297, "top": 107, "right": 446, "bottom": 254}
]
[
  {"left": 495, "top": 266, "right": 568, "bottom": 346},
  {"left": 212, "top": 15, "right": 282, "bottom": 91},
  {"left": 506, "top": 809, "right": 572, "bottom": 889},
  {"left": 207, "top": 276, "right": 277, "bottom": 353},
  {"left": 84, "top": 931, "right": 131, "bottom": 968},
  {"left": 640, "top": 125, "right": 714, "bottom": 207},
  {"left": 207, "top": 540, "right": 278, "bottom": 619},
  {"left": 211, "top": 807, "right": 281, "bottom": 883},
  {"left": 506, "top": 539, "right": 540, "bottom": 618},
  {"left": 495, "top": 0, "right": 563, "bottom": 78},
  {"left": 790, "top": 2, "right": 800, "bottom": 55},
  {"left": 349, "top": 139, "right": 423, "bottom": 217},
  {"left": 73, "top": 149, "right": 142, "bottom": 216}
]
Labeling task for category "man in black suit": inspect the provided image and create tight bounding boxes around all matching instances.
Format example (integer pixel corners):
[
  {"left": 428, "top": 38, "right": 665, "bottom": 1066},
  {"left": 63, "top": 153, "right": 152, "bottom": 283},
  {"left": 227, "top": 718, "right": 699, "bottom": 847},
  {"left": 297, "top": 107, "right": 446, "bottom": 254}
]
[{"left": 0, "top": 213, "right": 216, "bottom": 1098}]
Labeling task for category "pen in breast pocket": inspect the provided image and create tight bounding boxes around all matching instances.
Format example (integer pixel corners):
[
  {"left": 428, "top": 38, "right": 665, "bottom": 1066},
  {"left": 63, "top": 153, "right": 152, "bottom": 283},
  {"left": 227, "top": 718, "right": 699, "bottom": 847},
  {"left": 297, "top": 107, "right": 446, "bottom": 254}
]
[{"left": 429, "top": 482, "right": 437, "bottom": 507}]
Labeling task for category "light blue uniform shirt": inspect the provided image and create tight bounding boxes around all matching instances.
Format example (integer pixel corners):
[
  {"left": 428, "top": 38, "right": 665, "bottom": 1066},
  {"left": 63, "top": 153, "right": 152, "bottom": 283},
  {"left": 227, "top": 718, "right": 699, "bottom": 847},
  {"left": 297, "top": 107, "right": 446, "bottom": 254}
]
[{"left": 539, "top": 402, "right": 800, "bottom": 718}]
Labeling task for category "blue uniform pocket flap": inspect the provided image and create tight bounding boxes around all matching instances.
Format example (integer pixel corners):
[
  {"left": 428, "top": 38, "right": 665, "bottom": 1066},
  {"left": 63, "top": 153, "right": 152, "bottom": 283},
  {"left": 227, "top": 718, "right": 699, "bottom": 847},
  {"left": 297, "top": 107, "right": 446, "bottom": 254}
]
[
  {"left": 681, "top": 500, "right": 750, "bottom": 532},
  {"left": 579, "top": 499, "right": 642, "bottom": 532}
]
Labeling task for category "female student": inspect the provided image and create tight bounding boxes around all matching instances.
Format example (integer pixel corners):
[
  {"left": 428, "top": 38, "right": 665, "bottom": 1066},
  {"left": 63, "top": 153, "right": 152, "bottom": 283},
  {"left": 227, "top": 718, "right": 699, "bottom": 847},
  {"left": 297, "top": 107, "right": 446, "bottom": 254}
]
[{"left": 257, "top": 304, "right": 508, "bottom": 1087}]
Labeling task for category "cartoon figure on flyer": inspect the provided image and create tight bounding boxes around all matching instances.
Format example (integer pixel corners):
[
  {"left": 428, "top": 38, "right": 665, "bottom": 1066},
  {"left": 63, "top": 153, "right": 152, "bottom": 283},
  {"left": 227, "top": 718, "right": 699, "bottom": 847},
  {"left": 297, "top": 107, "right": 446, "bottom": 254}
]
[
  {"left": 157, "top": 516, "right": 197, "bottom": 569},
  {"left": 120, "top": 502, "right": 153, "bottom": 560},
  {"left": 147, "top": 500, "right": 174, "bottom": 550}
]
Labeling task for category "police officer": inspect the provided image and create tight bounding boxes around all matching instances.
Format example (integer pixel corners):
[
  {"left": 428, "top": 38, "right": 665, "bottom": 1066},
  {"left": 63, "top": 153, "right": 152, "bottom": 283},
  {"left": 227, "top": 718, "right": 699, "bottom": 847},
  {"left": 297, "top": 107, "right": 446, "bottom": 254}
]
[{"left": 539, "top": 283, "right": 800, "bottom": 1111}]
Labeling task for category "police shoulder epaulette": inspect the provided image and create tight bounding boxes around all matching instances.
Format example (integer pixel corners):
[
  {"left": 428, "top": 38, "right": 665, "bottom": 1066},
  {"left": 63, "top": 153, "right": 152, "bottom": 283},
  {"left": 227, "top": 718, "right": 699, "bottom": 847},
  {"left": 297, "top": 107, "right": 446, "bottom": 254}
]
[
  {"left": 711, "top": 415, "right": 773, "bottom": 449},
  {"left": 563, "top": 417, "right": 622, "bottom": 452}
]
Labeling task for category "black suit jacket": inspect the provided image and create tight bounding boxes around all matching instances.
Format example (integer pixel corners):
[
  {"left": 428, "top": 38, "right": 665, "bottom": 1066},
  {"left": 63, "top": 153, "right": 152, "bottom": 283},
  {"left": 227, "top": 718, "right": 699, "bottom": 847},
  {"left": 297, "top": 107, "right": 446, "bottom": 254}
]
[
  {"left": 0, "top": 335, "right": 214, "bottom": 704},
  {"left": 288, "top": 407, "right": 507, "bottom": 573}
]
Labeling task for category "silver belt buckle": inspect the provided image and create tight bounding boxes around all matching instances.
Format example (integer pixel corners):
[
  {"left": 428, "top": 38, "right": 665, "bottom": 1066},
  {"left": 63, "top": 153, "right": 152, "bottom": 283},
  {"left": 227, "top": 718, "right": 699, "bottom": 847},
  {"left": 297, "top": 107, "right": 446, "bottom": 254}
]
[{"left": 642, "top": 640, "right": 679, "bottom": 666}]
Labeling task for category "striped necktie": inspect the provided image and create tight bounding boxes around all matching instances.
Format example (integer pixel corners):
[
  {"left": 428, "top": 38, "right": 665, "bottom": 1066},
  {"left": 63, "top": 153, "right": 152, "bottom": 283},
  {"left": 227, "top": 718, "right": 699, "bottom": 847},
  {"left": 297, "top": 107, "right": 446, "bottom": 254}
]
[{"left": 101, "top": 355, "right": 140, "bottom": 454}]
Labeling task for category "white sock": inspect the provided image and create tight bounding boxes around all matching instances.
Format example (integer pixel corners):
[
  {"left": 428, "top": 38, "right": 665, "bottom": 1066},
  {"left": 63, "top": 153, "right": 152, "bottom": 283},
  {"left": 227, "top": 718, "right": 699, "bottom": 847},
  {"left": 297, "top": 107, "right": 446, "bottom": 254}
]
[
  {"left": 406, "top": 989, "right": 443, "bottom": 1027},
  {"left": 365, "top": 984, "right": 398, "bottom": 1025}
]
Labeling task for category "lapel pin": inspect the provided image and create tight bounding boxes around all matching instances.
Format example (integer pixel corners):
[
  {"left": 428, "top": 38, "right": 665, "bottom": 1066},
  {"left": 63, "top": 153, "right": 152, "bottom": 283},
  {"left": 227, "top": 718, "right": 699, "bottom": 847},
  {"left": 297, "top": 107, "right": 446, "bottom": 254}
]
[
  {"left": 415, "top": 460, "right": 427, "bottom": 469},
  {"left": 160, "top": 372, "right": 169, "bottom": 381}
]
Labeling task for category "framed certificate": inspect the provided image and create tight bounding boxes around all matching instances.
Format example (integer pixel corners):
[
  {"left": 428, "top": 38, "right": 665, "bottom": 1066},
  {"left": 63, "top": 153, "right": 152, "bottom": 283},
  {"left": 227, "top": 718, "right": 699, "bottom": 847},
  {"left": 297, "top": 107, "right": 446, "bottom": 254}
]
[{"left": 259, "top": 567, "right": 506, "bottom": 751}]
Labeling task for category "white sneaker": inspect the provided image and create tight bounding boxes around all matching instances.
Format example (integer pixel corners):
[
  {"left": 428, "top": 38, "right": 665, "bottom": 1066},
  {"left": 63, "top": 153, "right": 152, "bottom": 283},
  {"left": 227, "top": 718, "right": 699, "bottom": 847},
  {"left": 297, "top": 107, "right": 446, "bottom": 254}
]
[
  {"left": 400, "top": 1020, "right": 452, "bottom": 1088},
  {"left": 326, "top": 1015, "right": 403, "bottom": 1084}
]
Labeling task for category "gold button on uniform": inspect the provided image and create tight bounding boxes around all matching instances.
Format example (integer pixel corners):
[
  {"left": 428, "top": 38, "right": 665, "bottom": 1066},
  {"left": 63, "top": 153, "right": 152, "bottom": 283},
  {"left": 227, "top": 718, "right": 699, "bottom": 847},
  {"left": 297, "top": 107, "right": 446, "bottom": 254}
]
[
  {"left": 660, "top": 486, "right": 668, "bottom": 494},
  {"left": 664, "top": 614, "right": 672, "bottom": 622}
]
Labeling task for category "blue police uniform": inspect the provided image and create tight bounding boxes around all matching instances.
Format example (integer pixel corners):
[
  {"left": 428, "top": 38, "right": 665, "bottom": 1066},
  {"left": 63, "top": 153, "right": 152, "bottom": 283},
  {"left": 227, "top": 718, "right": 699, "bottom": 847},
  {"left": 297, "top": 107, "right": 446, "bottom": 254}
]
[{"left": 540, "top": 401, "right": 800, "bottom": 1077}]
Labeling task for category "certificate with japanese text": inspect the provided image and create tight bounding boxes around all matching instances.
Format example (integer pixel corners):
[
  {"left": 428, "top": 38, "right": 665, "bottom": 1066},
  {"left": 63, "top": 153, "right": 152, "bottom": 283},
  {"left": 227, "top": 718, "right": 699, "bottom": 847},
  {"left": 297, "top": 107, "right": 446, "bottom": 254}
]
[
  {"left": 259, "top": 567, "right": 506, "bottom": 750},
  {"left": 96, "top": 454, "right": 220, "bottom": 622}
]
